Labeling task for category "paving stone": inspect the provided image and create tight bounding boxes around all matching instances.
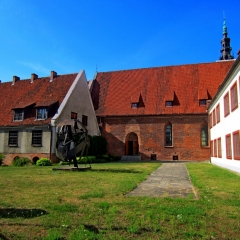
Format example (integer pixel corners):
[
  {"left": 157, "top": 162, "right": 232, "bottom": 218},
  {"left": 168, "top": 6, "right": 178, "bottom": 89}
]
[{"left": 125, "top": 162, "right": 197, "bottom": 199}]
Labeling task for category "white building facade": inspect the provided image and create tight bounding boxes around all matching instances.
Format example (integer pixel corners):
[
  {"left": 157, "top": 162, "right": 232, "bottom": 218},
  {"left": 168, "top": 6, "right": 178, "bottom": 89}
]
[{"left": 209, "top": 57, "right": 240, "bottom": 173}]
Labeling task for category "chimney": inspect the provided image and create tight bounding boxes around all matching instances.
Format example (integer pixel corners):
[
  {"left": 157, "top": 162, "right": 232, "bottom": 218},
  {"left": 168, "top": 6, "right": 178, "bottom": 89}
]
[
  {"left": 31, "top": 73, "right": 38, "bottom": 83},
  {"left": 50, "top": 71, "right": 57, "bottom": 82},
  {"left": 12, "top": 76, "right": 20, "bottom": 85}
]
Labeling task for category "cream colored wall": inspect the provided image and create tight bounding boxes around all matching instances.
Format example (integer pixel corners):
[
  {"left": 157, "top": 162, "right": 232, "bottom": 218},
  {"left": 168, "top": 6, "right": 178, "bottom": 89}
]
[
  {"left": 0, "top": 126, "right": 51, "bottom": 154},
  {"left": 50, "top": 70, "right": 100, "bottom": 154},
  {"left": 52, "top": 70, "right": 99, "bottom": 135}
]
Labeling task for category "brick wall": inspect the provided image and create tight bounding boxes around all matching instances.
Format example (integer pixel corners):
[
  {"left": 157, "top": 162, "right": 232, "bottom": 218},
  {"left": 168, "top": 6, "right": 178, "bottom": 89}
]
[
  {"left": 3, "top": 153, "right": 57, "bottom": 165},
  {"left": 100, "top": 114, "right": 210, "bottom": 161}
]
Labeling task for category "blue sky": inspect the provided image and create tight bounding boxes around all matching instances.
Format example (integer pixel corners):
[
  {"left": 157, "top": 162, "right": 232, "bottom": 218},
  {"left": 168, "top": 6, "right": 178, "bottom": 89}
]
[{"left": 0, "top": 0, "right": 240, "bottom": 82}]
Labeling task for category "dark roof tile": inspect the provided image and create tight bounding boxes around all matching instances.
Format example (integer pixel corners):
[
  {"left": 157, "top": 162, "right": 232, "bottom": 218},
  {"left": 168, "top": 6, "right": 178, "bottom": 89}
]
[
  {"left": 0, "top": 73, "right": 77, "bottom": 126},
  {"left": 92, "top": 61, "right": 235, "bottom": 116}
]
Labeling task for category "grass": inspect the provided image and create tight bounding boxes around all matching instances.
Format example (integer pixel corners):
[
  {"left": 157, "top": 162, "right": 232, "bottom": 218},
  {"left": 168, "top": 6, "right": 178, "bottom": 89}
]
[{"left": 0, "top": 162, "right": 240, "bottom": 239}]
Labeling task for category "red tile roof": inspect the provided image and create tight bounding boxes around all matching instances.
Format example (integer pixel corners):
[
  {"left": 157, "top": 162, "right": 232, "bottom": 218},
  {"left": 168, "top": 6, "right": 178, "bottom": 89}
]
[
  {"left": 0, "top": 73, "right": 77, "bottom": 126},
  {"left": 92, "top": 61, "right": 235, "bottom": 116}
]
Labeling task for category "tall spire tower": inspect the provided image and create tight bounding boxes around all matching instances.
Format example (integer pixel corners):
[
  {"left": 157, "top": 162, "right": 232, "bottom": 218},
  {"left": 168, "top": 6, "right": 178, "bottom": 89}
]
[{"left": 219, "top": 18, "right": 234, "bottom": 60}]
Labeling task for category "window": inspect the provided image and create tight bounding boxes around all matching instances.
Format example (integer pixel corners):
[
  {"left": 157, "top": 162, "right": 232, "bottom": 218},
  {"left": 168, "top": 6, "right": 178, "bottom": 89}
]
[
  {"left": 8, "top": 131, "right": 18, "bottom": 146},
  {"left": 214, "top": 139, "right": 217, "bottom": 157},
  {"left": 165, "top": 101, "right": 173, "bottom": 107},
  {"left": 82, "top": 115, "right": 88, "bottom": 126},
  {"left": 224, "top": 92, "right": 230, "bottom": 117},
  {"left": 217, "top": 137, "right": 222, "bottom": 158},
  {"left": 36, "top": 108, "right": 47, "bottom": 120},
  {"left": 210, "top": 141, "right": 213, "bottom": 157},
  {"left": 32, "top": 130, "right": 42, "bottom": 146},
  {"left": 131, "top": 103, "right": 138, "bottom": 108},
  {"left": 165, "top": 123, "right": 172, "bottom": 146},
  {"left": 209, "top": 113, "right": 212, "bottom": 129},
  {"left": 13, "top": 109, "right": 24, "bottom": 121},
  {"left": 226, "top": 134, "right": 232, "bottom": 159},
  {"left": 233, "top": 130, "right": 240, "bottom": 160},
  {"left": 71, "top": 112, "right": 77, "bottom": 119},
  {"left": 201, "top": 125, "right": 208, "bottom": 146},
  {"left": 216, "top": 104, "right": 220, "bottom": 123},
  {"left": 230, "top": 82, "right": 238, "bottom": 112},
  {"left": 199, "top": 99, "right": 207, "bottom": 106},
  {"left": 212, "top": 109, "right": 216, "bottom": 126}
]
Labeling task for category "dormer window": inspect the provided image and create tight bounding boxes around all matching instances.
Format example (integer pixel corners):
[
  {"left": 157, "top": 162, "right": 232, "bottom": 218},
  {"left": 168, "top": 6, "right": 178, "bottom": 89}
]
[
  {"left": 165, "top": 101, "right": 173, "bottom": 107},
  {"left": 131, "top": 103, "right": 138, "bottom": 108},
  {"left": 36, "top": 108, "right": 47, "bottom": 120},
  {"left": 199, "top": 99, "right": 207, "bottom": 106},
  {"left": 13, "top": 109, "right": 24, "bottom": 121}
]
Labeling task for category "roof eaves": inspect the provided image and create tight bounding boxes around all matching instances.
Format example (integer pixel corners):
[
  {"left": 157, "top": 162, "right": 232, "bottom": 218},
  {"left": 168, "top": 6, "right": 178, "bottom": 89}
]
[{"left": 208, "top": 58, "right": 239, "bottom": 110}]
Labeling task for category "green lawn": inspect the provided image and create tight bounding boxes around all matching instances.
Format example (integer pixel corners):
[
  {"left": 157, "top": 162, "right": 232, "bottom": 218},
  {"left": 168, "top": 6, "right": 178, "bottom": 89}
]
[{"left": 0, "top": 162, "right": 240, "bottom": 239}]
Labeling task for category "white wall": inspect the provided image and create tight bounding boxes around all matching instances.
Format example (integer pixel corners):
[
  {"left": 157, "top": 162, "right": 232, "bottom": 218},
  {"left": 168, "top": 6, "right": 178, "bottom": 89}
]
[{"left": 209, "top": 61, "right": 240, "bottom": 173}]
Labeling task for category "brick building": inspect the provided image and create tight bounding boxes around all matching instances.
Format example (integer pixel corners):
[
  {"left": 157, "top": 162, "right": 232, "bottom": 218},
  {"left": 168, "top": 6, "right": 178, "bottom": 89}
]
[
  {"left": 0, "top": 70, "right": 99, "bottom": 165},
  {"left": 90, "top": 61, "right": 234, "bottom": 161}
]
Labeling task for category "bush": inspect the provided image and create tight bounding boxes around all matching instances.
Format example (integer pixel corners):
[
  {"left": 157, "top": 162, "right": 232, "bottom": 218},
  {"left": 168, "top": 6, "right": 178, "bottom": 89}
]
[
  {"left": 0, "top": 153, "right": 5, "bottom": 166},
  {"left": 36, "top": 158, "right": 51, "bottom": 166},
  {"left": 77, "top": 156, "right": 96, "bottom": 164},
  {"left": 88, "top": 135, "right": 107, "bottom": 156},
  {"left": 12, "top": 156, "right": 31, "bottom": 167}
]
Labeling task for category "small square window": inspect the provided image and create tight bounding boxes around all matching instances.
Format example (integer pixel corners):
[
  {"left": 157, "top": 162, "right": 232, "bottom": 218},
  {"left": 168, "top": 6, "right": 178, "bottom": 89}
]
[
  {"left": 13, "top": 110, "right": 24, "bottom": 121},
  {"left": 32, "top": 130, "right": 42, "bottom": 146},
  {"left": 8, "top": 131, "right": 18, "bottom": 147},
  {"left": 199, "top": 99, "right": 207, "bottom": 106},
  {"left": 165, "top": 101, "right": 173, "bottom": 107},
  {"left": 131, "top": 103, "right": 138, "bottom": 108},
  {"left": 71, "top": 112, "right": 77, "bottom": 119},
  {"left": 36, "top": 108, "right": 47, "bottom": 120},
  {"left": 82, "top": 115, "right": 88, "bottom": 126}
]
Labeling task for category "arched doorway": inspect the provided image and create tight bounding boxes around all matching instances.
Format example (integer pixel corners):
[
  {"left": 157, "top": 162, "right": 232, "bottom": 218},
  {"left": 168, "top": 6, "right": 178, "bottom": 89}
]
[{"left": 125, "top": 132, "right": 139, "bottom": 155}]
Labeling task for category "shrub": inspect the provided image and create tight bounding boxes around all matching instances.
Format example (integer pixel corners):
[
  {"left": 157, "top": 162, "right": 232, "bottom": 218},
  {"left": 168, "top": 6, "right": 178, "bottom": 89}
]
[
  {"left": 88, "top": 135, "right": 107, "bottom": 156},
  {"left": 36, "top": 158, "right": 51, "bottom": 166},
  {"left": 77, "top": 156, "right": 96, "bottom": 164},
  {"left": 12, "top": 156, "right": 31, "bottom": 167},
  {"left": 0, "top": 153, "right": 5, "bottom": 166}
]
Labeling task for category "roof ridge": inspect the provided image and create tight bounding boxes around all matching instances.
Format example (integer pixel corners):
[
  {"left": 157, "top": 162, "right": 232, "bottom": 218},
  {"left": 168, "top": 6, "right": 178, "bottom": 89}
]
[
  {"left": 97, "top": 60, "right": 236, "bottom": 74},
  {"left": 1, "top": 72, "right": 79, "bottom": 84}
]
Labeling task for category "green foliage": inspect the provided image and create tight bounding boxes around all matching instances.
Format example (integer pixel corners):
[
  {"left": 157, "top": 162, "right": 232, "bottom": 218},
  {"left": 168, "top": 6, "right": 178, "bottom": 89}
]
[
  {"left": 12, "top": 156, "right": 31, "bottom": 167},
  {"left": 0, "top": 153, "right": 5, "bottom": 166},
  {"left": 36, "top": 158, "right": 51, "bottom": 166},
  {"left": 88, "top": 135, "right": 107, "bottom": 156},
  {"left": 77, "top": 156, "right": 96, "bottom": 164}
]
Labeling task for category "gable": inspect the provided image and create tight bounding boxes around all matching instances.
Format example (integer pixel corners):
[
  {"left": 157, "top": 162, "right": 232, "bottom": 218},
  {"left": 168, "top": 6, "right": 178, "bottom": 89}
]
[{"left": 91, "top": 61, "right": 235, "bottom": 116}]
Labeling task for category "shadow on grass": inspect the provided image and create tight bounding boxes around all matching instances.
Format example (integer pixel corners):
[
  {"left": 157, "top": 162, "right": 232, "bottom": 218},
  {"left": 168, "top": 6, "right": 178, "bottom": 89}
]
[
  {"left": 0, "top": 208, "right": 48, "bottom": 218},
  {"left": 0, "top": 232, "right": 8, "bottom": 240},
  {"left": 83, "top": 223, "right": 161, "bottom": 234},
  {"left": 91, "top": 168, "right": 142, "bottom": 173}
]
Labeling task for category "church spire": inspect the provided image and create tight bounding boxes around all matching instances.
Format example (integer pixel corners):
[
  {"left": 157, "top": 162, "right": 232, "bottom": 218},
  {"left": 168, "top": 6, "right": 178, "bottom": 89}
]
[{"left": 219, "top": 18, "right": 234, "bottom": 60}]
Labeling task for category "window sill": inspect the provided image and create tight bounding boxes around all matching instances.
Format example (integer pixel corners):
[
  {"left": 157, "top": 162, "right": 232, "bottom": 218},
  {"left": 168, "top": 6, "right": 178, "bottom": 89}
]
[
  {"left": 164, "top": 146, "right": 173, "bottom": 148},
  {"left": 201, "top": 146, "right": 210, "bottom": 149},
  {"left": 32, "top": 145, "right": 43, "bottom": 147},
  {"left": 8, "top": 145, "right": 18, "bottom": 147}
]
